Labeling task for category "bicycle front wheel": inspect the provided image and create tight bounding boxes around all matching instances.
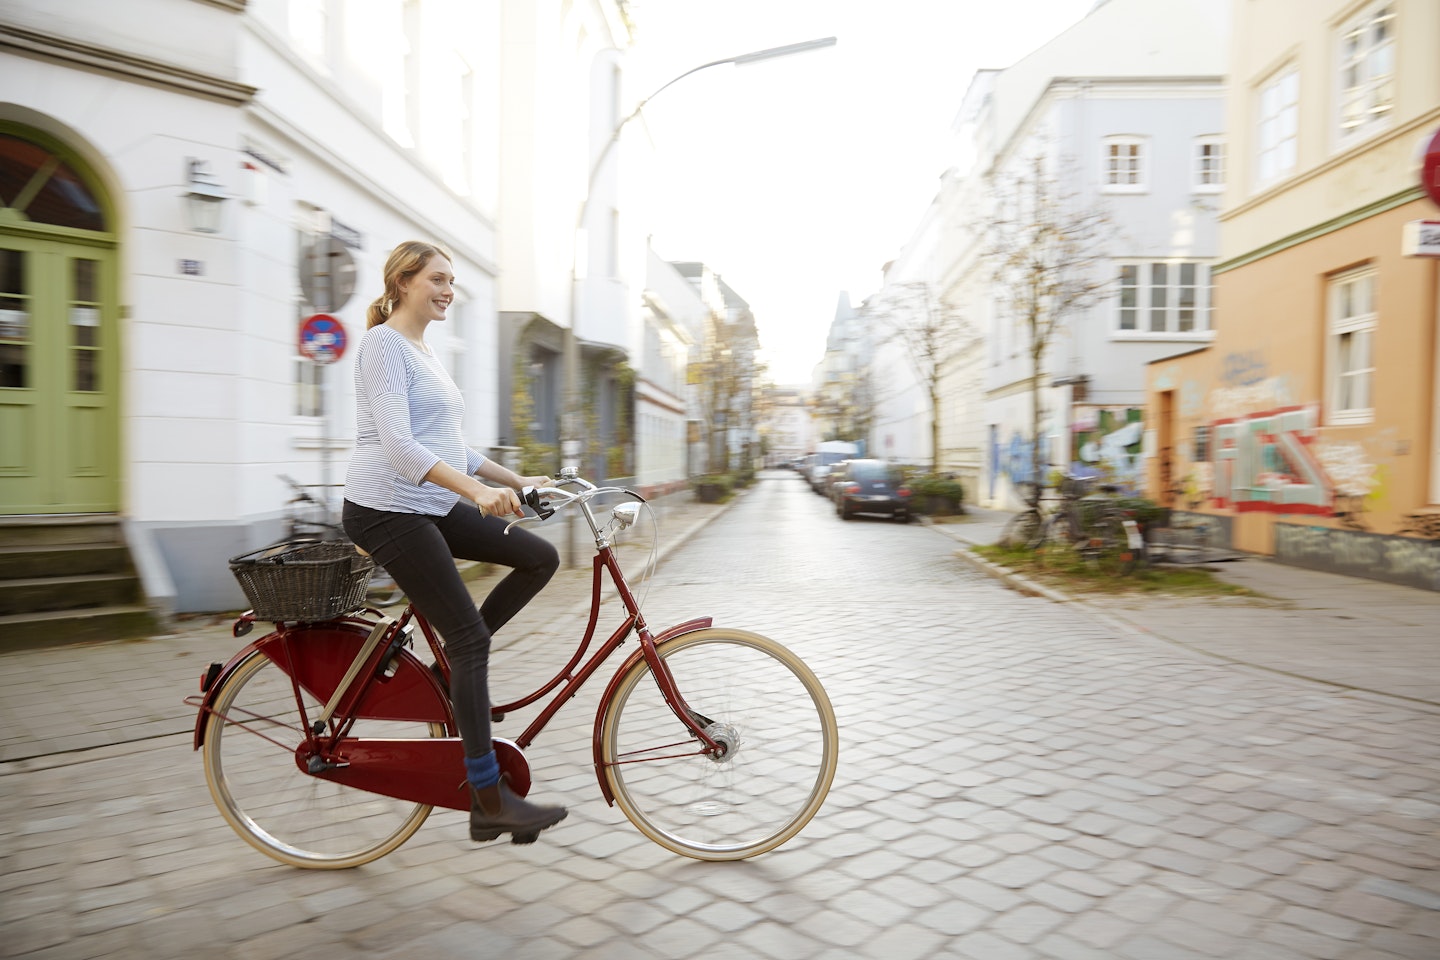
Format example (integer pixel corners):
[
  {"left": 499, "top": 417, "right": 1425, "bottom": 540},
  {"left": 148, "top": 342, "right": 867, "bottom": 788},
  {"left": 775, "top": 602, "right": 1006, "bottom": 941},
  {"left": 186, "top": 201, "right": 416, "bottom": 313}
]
[
  {"left": 600, "top": 628, "right": 838, "bottom": 861},
  {"left": 202, "top": 648, "right": 443, "bottom": 869}
]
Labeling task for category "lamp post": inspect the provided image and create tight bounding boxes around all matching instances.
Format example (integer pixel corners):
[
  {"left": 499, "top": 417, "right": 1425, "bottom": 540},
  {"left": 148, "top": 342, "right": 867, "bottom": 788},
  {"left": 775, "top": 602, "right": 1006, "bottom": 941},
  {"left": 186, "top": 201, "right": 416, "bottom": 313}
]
[{"left": 560, "top": 36, "right": 836, "bottom": 565}]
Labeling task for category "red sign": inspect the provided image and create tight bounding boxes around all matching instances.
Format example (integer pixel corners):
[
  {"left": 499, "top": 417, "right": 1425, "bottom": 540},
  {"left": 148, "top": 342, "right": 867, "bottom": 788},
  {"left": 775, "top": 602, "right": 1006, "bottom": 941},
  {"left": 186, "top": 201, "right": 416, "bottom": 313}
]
[
  {"left": 1424, "top": 126, "right": 1440, "bottom": 209},
  {"left": 298, "top": 313, "right": 347, "bottom": 364}
]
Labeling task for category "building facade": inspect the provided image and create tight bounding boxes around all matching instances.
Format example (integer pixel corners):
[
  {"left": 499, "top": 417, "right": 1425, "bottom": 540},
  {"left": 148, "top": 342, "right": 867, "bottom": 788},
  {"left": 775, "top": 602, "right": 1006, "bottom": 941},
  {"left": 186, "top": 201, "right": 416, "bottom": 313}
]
[
  {"left": 0, "top": 0, "right": 640, "bottom": 613},
  {"left": 1145, "top": 0, "right": 1440, "bottom": 590},
  {"left": 958, "top": 0, "right": 1228, "bottom": 508}
]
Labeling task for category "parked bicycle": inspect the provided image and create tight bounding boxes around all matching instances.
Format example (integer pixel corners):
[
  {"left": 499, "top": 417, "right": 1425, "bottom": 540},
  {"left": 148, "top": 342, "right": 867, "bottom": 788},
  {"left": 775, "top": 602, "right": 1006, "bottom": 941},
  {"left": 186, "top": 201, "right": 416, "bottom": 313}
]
[
  {"left": 190, "top": 469, "right": 838, "bottom": 867},
  {"left": 1034, "top": 474, "right": 1145, "bottom": 576},
  {"left": 270, "top": 474, "right": 405, "bottom": 607},
  {"left": 999, "top": 481, "right": 1048, "bottom": 549}
]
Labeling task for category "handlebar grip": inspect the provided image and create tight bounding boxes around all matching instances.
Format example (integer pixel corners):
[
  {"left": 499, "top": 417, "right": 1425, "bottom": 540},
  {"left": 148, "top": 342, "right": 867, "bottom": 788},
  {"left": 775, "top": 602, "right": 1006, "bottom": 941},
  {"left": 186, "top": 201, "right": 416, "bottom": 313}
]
[{"left": 521, "top": 486, "right": 556, "bottom": 521}]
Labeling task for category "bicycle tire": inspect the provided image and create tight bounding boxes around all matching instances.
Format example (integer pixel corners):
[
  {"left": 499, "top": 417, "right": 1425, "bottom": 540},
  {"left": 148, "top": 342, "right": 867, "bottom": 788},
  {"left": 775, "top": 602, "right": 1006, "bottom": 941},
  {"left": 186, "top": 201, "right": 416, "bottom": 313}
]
[
  {"left": 365, "top": 565, "right": 406, "bottom": 607},
  {"left": 1033, "top": 513, "right": 1076, "bottom": 568},
  {"left": 599, "top": 628, "right": 838, "bottom": 861},
  {"left": 202, "top": 648, "right": 443, "bottom": 869},
  {"left": 1000, "top": 509, "right": 1043, "bottom": 549},
  {"left": 1088, "top": 515, "right": 1141, "bottom": 577}
]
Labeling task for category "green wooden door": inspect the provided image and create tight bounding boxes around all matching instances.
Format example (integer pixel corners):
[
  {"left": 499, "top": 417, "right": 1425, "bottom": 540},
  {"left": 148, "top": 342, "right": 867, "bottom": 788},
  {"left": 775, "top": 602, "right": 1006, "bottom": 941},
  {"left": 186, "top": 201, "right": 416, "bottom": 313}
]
[{"left": 0, "top": 128, "right": 119, "bottom": 515}]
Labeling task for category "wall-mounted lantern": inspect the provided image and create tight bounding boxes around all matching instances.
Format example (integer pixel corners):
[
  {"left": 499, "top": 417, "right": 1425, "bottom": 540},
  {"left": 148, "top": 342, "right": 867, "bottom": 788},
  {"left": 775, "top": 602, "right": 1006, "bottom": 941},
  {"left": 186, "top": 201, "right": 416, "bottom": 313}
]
[{"left": 184, "top": 158, "right": 229, "bottom": 233}]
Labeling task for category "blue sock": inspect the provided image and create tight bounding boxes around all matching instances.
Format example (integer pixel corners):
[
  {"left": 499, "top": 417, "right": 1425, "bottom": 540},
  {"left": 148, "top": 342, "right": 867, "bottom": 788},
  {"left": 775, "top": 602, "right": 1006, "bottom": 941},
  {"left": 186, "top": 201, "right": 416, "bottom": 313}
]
[{"left": 465, "top": 751, "right": 499, "bottom": 789}]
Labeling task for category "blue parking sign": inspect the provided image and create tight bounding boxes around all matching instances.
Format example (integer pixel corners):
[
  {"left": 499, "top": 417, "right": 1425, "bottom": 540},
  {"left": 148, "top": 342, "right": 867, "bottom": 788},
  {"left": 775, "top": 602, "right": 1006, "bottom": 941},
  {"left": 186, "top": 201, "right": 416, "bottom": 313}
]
[{"left": 298, "top": 313, "right": 347, "bottom": 364}]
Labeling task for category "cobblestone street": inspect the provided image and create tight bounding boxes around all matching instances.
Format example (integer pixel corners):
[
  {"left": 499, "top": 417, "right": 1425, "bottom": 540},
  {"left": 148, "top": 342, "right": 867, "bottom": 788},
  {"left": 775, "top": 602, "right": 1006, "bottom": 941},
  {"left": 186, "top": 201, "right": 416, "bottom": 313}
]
[{"left": 3, "top": 472, "right": 1438, "bottom": 959}]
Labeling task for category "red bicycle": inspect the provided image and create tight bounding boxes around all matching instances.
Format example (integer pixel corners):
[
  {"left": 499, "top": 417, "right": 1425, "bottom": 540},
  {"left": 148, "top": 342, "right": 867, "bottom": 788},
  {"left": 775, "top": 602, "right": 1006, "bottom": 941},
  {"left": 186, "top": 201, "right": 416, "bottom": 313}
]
[{"left": 190, "top": 470, "right": 838, "bottom": 867}]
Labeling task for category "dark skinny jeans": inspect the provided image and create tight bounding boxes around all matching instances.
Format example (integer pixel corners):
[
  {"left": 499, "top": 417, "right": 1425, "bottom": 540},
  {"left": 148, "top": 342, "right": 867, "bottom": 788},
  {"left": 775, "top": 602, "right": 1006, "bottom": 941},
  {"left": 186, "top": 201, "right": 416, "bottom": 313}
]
[{"left": 341, "top": 498, "right": 559, "bottom": 764}]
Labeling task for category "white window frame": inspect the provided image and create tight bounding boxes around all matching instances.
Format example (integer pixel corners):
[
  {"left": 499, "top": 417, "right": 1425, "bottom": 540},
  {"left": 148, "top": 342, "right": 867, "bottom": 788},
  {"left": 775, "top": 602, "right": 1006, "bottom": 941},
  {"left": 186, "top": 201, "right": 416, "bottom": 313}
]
[
  {"left": 1336, "top": 2, "right": 1395, "bottom": 147},
  {"left": 1326, "top": 266, "right": 1376, "bottom": 426},
  {"left": 1114, "top": 260, "right": 1215, "bottom": 337},
  {"left": 1193, "top": 136, "right": 1225, "bottom": 193},
  {"left": 1256, "top": 67, "right": 1299, "bottom": 190},
  {"left": 1102, "top": 136, "right": 1147, "bottom": 194}
]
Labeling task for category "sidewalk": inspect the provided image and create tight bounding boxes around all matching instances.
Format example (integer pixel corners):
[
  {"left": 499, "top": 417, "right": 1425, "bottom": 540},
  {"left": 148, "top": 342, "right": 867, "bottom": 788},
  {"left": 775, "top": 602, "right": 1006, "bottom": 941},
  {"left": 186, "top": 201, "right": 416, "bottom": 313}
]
[
  {"left": 932, "top": 505, "right": 1440, "bottom": 708},
  {"left": 0, "top": 485, "right": 739, "bottom": 765}
]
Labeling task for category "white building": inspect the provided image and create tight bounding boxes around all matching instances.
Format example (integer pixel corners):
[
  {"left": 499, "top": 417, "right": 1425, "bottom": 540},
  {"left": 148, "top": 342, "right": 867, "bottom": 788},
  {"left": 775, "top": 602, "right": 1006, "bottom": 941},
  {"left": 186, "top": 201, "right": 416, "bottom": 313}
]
[
  {"left": 0, "top": 0, "right": 637, "bottom": 613},
  {"left": 638, "top": 247, "right": 706, "bottom": 493},
  {"left": 956, "top": 0, "right": 1228, "bottom": 507}
]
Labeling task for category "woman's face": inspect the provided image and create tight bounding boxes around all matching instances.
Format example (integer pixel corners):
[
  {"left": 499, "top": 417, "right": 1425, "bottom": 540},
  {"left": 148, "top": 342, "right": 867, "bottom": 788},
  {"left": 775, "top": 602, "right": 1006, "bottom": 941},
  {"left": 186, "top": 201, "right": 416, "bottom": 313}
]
[{"left": 397, "top": 254, "right": 455, "bottom": 323}]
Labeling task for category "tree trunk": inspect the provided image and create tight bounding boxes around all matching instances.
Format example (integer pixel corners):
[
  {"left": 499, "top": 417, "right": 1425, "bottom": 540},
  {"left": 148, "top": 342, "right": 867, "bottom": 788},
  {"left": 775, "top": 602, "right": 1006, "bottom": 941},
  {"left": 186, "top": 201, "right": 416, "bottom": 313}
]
[
  {"left": 930, "top": 384, "right": 942, "bottom": 474},
  {"left": 1030, "top": 340, "right": 1043, "bottom": 505}
]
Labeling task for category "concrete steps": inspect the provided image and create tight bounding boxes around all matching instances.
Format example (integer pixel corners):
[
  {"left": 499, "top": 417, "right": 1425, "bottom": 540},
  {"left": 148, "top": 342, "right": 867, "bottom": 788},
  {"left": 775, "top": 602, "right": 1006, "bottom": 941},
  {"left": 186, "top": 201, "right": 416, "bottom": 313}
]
[{"left": 0, "top": 516, "right": 157, "bottom": 650}]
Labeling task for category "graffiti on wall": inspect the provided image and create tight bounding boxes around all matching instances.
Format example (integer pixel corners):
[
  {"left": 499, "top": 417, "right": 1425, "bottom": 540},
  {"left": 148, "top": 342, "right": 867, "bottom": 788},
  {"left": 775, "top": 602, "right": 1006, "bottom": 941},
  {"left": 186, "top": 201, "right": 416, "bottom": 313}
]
[
  {"left": 1072, "top": 407, "right": 1143, "bottom": 488},
  {"left": 1153, "top": 354, "right": 1388, "bottom": 522},
  {"left": 1213, "top": 404, "right": 1331, "bottom": 515}
]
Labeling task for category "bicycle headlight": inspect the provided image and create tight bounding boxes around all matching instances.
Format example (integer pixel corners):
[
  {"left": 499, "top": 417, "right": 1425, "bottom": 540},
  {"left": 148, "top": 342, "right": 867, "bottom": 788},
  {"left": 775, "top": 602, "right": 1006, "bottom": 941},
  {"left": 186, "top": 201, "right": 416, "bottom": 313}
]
[{"left": 612, "top": 502, "right": 641, "bottom": 529}]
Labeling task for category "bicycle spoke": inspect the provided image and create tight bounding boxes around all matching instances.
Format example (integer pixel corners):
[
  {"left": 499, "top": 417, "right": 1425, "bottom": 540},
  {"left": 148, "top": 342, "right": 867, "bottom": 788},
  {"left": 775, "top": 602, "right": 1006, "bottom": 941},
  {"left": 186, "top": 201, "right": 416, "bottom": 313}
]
[
  {"left": 203, "top": 647, "right": 442, "bottom": 869},
  {"left": 601, "top": 629, "right": 837, "bottom": 861}
]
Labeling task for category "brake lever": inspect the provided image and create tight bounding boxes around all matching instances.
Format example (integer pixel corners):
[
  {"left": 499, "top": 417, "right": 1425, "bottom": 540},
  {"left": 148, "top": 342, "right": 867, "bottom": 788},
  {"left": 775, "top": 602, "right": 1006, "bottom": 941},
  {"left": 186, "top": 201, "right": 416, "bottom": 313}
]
[{"left": 520, "top": 486, "right": 556, "bottom": 521}]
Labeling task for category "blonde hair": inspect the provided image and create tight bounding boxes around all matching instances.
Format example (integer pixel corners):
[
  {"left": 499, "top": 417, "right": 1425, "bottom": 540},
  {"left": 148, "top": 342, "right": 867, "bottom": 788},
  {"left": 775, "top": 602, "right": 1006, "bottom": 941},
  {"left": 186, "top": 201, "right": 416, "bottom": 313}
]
[{"left": 365, "top": 240, "right": 455, "bottom": 329}]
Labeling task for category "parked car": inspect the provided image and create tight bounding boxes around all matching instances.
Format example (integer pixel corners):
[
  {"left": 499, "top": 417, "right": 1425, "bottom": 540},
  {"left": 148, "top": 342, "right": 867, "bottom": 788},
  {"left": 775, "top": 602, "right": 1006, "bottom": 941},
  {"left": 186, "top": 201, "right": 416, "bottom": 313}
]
[
  {"left": 831, "top": 459, "right": 913, "bottom": 522},
  {"left": 806, "top": 441, "right": 860, "bottom": 495}
]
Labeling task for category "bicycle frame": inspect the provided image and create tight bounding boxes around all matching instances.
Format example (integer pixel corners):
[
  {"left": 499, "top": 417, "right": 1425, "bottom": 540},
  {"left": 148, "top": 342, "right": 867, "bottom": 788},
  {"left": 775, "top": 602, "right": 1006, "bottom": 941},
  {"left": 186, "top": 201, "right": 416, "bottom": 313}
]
[{"left": 191, "top": 485, "right": 720, "bottom": 812}]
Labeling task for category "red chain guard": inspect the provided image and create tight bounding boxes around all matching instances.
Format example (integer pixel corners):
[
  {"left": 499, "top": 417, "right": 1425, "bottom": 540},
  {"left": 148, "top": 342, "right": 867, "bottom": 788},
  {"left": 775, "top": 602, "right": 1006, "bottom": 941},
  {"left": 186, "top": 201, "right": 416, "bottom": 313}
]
[
  {"left": 255, "top": 624, "right": 452, "bottom": 725},
  {"left": 308, "top": 737, "right": 530, "bottom": 811}
]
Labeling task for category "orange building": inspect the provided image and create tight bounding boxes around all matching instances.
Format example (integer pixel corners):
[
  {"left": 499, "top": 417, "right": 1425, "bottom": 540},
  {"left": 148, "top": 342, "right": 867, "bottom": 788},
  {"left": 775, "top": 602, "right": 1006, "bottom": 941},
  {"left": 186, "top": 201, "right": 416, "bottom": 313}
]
[{"left": 1146, "top": 0, "right": 1440, "bottom": 590}]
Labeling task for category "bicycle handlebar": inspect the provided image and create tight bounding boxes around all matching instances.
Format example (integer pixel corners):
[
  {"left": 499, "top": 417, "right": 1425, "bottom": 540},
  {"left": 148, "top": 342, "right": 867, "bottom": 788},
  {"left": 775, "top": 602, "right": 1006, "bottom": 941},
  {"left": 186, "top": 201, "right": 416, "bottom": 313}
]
[{"left": 504, "top": 473, "right": 639, "bottom": 536}]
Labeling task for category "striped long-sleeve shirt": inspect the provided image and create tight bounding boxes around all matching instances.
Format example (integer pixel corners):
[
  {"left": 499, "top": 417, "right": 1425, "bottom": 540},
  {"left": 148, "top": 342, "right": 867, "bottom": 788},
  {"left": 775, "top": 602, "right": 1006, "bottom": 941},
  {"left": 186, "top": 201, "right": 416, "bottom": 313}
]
[{"left": 344, "top": 324, "right": 486, "bottom": 516}]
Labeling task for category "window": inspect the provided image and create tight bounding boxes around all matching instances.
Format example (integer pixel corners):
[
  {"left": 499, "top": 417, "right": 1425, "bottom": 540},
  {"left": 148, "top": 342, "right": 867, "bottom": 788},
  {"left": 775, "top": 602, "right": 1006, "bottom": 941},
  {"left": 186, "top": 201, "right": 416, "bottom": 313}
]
[
  {"left": 1257, "top": 68, "right": 1299, "bottom": 188},
  {"left": 1194, "top": 137, "right": 1225, "bottom": 192},
  {"left": 1327, "top": 267, "right": 1376, "bottom": 424},
  {"left": 295, "top": 357, "right": 323, "bottom": 417},
  {"left": 1337, "top": 3, "right": 1395, "bottom": 144},
  {"left": 1103, "top": 136, "right": 1147, "bottom": 193},
  {"left": 1116, "top": 261, "right": 1214, "bottom": 335}
]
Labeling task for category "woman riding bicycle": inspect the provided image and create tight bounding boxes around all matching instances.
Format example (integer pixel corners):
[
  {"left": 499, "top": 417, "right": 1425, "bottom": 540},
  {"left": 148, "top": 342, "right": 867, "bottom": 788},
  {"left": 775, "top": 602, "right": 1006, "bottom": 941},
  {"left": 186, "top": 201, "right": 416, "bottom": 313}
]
[{"left": 341, "top": 240, "right": 567, "bottom": 845}]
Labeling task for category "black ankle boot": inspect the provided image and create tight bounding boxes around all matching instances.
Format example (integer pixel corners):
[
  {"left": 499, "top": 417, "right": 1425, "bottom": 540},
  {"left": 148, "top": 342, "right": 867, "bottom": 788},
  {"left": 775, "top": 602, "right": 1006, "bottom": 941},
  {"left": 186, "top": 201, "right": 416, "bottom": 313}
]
[{"left": 469, "top": 778, "right": 567, "bottom": 844}]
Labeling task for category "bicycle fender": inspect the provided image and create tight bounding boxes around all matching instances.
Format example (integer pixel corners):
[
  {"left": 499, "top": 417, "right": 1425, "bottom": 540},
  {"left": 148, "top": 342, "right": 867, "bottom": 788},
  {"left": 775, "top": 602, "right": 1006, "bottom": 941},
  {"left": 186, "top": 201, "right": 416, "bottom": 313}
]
[
  {"left": 590, "top": 617, "right": 712, "bottom": 805},
  {"left": 191, "top": 637, "right": 268, "bottom": 750},
  {"left": 191, "top": 622, "right": 455, "bottom": 750}
]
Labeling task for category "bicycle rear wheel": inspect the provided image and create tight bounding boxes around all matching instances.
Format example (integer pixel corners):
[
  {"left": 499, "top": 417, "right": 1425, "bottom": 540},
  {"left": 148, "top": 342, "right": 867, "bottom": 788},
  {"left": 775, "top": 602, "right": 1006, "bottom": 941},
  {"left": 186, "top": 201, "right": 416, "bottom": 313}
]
[
  {"left": 1033, "top": 513, "right": 1077, "bottom": 568},
  {"left": 202, "top": 649, "right": 443, "bottom": 869},
  {"left": 599, "top": 628, "right": 838, "bottom": 861},
  {"left": 1086, "top": 515, "right": 1142, "bottom": 577},
  {"left": 1000, "top": 509, "right": 1043, "bottom": 549}
]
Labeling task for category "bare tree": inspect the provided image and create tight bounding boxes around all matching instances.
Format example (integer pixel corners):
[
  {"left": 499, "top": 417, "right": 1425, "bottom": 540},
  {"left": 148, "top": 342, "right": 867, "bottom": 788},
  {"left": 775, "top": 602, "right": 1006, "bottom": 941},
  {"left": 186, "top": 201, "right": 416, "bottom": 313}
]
[
  {"left": 984, "top": 154, "right": 1112, "bottom": 496},
  {"left": 866, "top": 282, "right": 970, "bottom": 475}
]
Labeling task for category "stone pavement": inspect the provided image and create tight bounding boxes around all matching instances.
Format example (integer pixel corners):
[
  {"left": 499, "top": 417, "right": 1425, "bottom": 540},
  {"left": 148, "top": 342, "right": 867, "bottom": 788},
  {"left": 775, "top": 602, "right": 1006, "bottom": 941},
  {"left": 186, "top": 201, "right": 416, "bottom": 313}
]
[
  {"left": 2, "top": 473, "right": 1439, "bottom": 959},
  {"left": 4, "top": 489, "right": 1437, "bottom": 761},
  {"left": 932, "top": 506, "right": 1440, "bottom": 708}
]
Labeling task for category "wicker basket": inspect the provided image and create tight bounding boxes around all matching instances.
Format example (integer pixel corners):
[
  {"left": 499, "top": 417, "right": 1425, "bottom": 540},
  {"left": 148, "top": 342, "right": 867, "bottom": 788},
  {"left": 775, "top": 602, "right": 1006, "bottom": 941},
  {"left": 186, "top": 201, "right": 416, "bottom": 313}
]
[{"left": 229, "top": 540, "right": 376, "bottom": 621}]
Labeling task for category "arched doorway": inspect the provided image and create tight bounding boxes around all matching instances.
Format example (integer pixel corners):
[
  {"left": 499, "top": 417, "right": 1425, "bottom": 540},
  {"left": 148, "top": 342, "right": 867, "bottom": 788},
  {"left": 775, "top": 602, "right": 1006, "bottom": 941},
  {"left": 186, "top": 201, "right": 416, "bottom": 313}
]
[{"left": 0, "top": 124, "right": 119, "bottom": 514}]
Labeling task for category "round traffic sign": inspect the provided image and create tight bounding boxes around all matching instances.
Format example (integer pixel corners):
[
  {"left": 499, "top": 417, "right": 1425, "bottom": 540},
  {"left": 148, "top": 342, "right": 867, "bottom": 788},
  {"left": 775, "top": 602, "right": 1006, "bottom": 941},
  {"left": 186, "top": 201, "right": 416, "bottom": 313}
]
[
  {"left": 300, "top": 237, "right": 357, "bottom": 312},
  {"left": 299, "top": 313, "right": 348, "bottom": 364},
  {"left": 1424, "top": 126, "right": 1440, "bottom": 209}
]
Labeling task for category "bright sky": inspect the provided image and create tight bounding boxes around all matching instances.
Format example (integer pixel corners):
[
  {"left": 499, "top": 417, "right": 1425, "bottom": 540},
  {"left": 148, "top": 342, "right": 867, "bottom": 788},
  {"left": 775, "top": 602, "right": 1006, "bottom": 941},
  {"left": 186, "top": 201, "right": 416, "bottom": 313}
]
[{"left": 628, "top": 0, "right": 1097, "bottom": 384}]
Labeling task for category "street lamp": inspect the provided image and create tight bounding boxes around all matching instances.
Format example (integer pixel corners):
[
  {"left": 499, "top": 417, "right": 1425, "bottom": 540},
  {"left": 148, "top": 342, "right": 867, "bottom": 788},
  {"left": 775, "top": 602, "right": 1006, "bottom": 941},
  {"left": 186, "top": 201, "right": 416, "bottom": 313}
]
[
  {"left": 561, "top": 35, "right": 836, "bottom": 564},
  {"left": 583, "top": 37, "right": 837, "bottom": 199}
]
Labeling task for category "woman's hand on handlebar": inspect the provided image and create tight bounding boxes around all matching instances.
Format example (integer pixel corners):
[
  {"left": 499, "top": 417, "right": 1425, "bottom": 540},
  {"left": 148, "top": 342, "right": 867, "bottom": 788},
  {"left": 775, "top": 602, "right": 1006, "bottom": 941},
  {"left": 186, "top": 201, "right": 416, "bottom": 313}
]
[
  {"left": 520, "top": 474, "right": 553, "bottom": 490},
  {"left": 474, "top": 484, "right": 523, "bottom": 519}
]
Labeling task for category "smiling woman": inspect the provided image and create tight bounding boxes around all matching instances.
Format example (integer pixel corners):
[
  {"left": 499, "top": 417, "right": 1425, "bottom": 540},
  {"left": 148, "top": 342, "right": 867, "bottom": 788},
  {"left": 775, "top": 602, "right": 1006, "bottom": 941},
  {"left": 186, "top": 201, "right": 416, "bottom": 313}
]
[{"left": 341, "top": 239, "right": 570, "bottom": 846}]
